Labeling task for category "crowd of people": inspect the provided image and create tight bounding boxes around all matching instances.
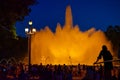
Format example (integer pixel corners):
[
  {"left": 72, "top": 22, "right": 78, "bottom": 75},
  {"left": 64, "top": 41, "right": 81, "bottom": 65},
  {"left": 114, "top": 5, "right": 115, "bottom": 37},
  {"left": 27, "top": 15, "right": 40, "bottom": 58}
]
[
  {"left": 0, "top": 45, "right": 120, "bottom": 80},
  {"left": 0, "top": 62, "right": 120, "bottom": 80}
]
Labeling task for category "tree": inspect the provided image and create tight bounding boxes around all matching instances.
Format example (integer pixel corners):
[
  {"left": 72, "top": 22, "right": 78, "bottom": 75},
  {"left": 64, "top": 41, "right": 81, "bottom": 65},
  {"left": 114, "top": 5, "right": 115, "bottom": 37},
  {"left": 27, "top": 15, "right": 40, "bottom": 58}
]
[
  {"left": 0, "top": 0, "right": 37, "bottom": 37},
  {"left": 0, "top": 0, "right": 38, "bottom": 62},
  {"left": 105, "top": 25, "right": 120, "bottom": 56}
]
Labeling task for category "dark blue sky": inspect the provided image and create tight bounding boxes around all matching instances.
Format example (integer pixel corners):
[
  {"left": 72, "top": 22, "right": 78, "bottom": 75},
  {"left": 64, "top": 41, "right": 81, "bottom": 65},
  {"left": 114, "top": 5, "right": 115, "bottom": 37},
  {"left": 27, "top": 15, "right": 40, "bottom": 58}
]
[{"left": 16, "top": 0, "right": 120, "bottom": 36}]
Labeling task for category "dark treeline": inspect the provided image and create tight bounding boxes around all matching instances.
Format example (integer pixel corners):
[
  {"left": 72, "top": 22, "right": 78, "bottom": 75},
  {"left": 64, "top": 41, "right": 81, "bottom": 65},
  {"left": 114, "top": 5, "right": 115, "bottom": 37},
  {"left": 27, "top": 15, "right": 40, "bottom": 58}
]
[
  {"left": 105, "top": 25, "right": 120, "bottom": 56},
  {"left": 0, "top": 34, "right": 28, "bottom": 61},
  {"left": 0, "top": 0, "right": 38, "bottom": 61}
]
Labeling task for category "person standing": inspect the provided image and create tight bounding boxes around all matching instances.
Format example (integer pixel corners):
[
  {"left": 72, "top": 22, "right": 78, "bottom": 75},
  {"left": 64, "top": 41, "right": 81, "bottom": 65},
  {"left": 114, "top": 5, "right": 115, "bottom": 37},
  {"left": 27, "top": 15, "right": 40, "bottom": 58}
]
[{"left": 94, "top": 45, "right": 113, "bottom": 80}]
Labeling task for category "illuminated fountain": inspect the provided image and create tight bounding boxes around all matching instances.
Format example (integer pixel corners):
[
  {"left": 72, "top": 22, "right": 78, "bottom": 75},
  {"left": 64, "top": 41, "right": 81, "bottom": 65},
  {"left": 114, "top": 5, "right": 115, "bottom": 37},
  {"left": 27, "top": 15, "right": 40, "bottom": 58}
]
[{"left": 31, "top": 6, "right": 113, "bottom": 65}]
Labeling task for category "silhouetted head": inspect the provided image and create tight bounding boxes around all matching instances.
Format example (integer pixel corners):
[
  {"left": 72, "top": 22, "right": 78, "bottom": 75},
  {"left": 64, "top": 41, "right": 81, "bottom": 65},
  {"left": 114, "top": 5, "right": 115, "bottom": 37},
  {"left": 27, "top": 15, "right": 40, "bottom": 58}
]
[{"left": 102, "top": 45, "right": 107, "bottom": 51}]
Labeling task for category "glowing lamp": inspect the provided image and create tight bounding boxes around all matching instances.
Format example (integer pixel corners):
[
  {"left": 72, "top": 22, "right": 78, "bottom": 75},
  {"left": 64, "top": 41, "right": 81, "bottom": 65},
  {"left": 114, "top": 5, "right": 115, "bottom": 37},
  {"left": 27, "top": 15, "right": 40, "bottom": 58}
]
[
  {"left": 32, "top": 28, "right": 36, "bottom": 33},
  {"left": 29, "top": 20, "right": 32, "bottom": 26},
  {"left": 25, "top": 28, "right": 29, "bottom": 33}
]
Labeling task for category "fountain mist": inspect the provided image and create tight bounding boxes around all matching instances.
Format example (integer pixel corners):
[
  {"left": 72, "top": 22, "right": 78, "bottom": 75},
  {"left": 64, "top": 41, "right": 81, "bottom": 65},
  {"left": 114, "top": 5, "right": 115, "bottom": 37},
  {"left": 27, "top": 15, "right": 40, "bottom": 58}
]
[{"left": 31, "top": 6, "right": 113, "bottom": 65}]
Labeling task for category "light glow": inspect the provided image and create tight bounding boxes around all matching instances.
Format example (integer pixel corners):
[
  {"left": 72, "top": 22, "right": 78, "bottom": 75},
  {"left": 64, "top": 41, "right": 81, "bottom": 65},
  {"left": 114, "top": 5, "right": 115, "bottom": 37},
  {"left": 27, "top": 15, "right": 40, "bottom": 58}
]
[
  {"left": 29, "top": 6, "right": 113, "bottom": 65},
  {"left": 25, "top": 28, "right": 29, "bottom": 33},
  {"left": 29, "top": 20, "right": 32, "bottom": 26},
  {"left": 32, "top": 28, "right": 36, "bottom": 33}
]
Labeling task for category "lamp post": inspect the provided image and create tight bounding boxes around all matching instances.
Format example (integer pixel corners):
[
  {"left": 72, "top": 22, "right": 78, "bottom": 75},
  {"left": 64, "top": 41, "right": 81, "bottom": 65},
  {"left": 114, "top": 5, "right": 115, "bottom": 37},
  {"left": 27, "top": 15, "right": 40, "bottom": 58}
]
[{"left": 25, "top": 20, "right": 36, "bottom": 73}]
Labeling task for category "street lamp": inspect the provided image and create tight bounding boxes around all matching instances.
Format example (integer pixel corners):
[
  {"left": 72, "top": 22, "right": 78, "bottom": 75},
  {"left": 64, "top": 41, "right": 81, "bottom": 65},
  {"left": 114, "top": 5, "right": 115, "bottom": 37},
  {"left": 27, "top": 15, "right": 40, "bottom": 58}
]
[{"left": 25, "top": 20, "right": 36, "bottom": 73}]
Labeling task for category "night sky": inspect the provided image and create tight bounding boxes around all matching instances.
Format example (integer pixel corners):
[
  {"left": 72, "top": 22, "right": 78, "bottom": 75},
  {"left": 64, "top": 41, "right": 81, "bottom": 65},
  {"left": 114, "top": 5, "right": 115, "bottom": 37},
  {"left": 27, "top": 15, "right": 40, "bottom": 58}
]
[{"left": 16, "top": 0, "right": 120, "bottom": 37}]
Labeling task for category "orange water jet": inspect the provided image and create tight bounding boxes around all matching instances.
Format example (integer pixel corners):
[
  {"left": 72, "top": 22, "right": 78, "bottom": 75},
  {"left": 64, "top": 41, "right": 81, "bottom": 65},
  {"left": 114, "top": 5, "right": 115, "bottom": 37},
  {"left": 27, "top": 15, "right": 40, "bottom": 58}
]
[{"left": 31, "top": 6, "right": 113, "bottom": 65}]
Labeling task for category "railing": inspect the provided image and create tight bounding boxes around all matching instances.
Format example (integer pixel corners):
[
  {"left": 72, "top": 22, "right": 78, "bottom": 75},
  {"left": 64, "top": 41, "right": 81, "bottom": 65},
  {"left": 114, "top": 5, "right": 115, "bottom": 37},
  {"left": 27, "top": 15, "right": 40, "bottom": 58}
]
[
  {"left": 94, "top": 59, "right": 120, "bottom": 64},
  {"left": 0, "top": 57, "right": 17, "bottom": 64}
]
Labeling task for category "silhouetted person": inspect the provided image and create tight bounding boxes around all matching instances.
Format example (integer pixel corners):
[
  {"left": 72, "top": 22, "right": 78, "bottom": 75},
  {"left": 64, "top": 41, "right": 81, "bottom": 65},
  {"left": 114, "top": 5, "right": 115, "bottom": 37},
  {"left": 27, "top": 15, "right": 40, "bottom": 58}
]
[{"left": 94, "top": 45, "right": 113, "bottom": 80}]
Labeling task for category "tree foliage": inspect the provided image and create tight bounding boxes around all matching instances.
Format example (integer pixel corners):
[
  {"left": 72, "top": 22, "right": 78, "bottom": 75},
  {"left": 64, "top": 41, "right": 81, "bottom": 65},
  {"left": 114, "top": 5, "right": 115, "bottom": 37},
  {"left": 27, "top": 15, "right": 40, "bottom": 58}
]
[
  {"left": 105, "top": 25, "right": 120, "bottom": 55},
  {"left": 0, "top": 0, "right": 37, "bottom": 37},
  {"left": 0, "top": 0, "right": 37, "bottom": 61},
  {"left": 0, "top": 0, "right": 37, "bottom": 25}
]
